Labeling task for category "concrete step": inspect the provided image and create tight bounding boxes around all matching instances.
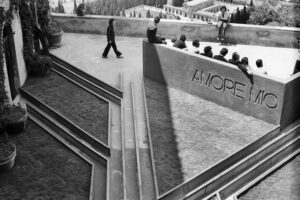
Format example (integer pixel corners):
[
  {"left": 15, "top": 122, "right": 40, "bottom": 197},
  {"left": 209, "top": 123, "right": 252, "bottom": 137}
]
[
  {"left": 122, "top": 77, "right": 141, "bottom": 200},
  {"left": 50, "top": 53, "right": 123, "bottom": 99},
  {"left": 219, "top": 137, "right": 300, "bottom": 200},
  {"left": 20, "top": 88, "right": 110, "bottom": 157},
  {"left": 27, "top": 106, "right": 107, "bottom": 200},
  {"left": 51, "top": 67, "right": 121, "bottom": 105},
  {"left": 131, "top": 81, "right": 158, "bottom": 200},
  {"left": 183, "top": 120, "right": 300, "bottom": 200},
  {"left": 157, "top": 124, "right": 281, "bottom": 200},
  {"left": 25, "top": 100, "right": 108, "bottom": 165},
  {"left": 107, "top": 102, "right": 124, "bottom": 200}
]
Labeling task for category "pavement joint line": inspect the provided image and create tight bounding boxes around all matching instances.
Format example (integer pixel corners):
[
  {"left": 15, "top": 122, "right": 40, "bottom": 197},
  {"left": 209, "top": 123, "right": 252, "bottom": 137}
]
[{"left": 131, "top": 81, "right": 144, "bottom": 200}]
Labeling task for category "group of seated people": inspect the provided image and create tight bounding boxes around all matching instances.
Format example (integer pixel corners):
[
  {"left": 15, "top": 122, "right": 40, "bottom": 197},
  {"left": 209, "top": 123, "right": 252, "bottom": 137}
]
[
  {"left": 146, "top": 16, "right": 267, "bottom": 76},
  {"left": 170, "top": 34, "right": 267, "bottom": 76}
]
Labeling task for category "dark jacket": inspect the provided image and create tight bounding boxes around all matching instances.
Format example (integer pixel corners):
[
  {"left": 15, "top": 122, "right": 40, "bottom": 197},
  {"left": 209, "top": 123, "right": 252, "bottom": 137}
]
[
  {"left": 147, "top": 24, "right": 163, "bottom": 44},
  {"left": 213, "top": 55, "right": 227, "bottom": 62},
  {"left": 107, "top": 26, "right": 115, "bottom": 43},
  {"left": 200, "top": 53, "right": 213, "bottom": 58},
  {"left": 228, "top": 59, "right": 240, "bottom": 66},
  {"left": 173, "top": 40, "right": 187, "bottom": 49}
]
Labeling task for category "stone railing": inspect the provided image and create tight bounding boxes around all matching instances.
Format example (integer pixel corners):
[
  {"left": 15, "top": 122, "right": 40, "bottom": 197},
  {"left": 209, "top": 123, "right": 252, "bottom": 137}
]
[{"left": 52, "top": 13, "right": 300, "bottom": 48}]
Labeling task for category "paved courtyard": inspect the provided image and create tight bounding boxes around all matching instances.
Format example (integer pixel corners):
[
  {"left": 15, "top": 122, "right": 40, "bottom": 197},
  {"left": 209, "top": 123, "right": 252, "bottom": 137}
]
[{"left": 50, "top": 32, "right": 297, "bottom": 196}]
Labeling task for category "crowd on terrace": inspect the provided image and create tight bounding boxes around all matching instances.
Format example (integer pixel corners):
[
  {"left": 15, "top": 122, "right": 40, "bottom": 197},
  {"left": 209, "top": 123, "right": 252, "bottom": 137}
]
[{"left": 146, "top": 16, "right": 268, "bottom": 76}]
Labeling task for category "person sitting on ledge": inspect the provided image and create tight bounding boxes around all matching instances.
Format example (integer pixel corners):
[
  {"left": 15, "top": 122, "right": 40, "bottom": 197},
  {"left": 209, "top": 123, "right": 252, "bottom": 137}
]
[
  {"left": 228, "top": 52, "right": 241, "bottom": 66},
  {"left": 239, "top": 57, "right": 253, "bottom": 75},
  {"left": 173, "top": 34, "right": 188, "bottom": 49},
  {"left": 255, "top": 59, "right": 267, "bottom": 75},
  {"left": 171, "top": 37, "right": 177, "bottom": 43},
  {"left": 189, "top": 39, "right": 200, "bottom": 54},
  {"left": 213, "top": 47, "right": 228, "bottom": 62},
  {"left": 215, "top": 5, "right": 230, "bottom": 41},
  {"left": 147, "top": 16, "right": 167, "bottom": 44},
  {"left": 201, "top": 46, "right": 213, "bottom": 58}
]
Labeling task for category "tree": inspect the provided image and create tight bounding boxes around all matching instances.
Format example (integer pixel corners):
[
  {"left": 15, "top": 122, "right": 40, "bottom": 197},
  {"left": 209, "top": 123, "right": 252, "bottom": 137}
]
[
  {"left": 74, "top": 0, "right": 77, "bottom": 14},
  {"left": 57, "top": 0, "right": 65, "bottom": 13},
  {"left": 133, "top": 10, "right": 136, "bottom": 17},
  {"left": 250, "top": 0, "right": 254, "bottom": 7},
  {"left": 236, "top": 7, "right": 241, "bottom": 23},
  {"left": 146, "top": 9, "right": 151, "bottom": 18},
  {"left": 173, "top": 0, "right": 184, "bottom": 7},
  {"left": 159, "top": 11, "right": 163, "bottom": 18},
  {"left": 122, "top": 8, "right": 126, "bottom": 16}
]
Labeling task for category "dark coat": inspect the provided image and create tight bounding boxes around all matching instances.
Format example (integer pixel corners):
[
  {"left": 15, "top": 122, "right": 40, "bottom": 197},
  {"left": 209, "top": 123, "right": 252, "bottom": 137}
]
[
  {"left": 213, "top": 55, "right": 227, "bottom": 62},
  {"left": 147, "top": 24, "right": 163, "bottom": 44},
  {"left": 173, "top": 40, "right": 187, "bottom": 49},
  {"left": 107, "top": 26, "right": 115, "bottom": 43},
  {"left": 228, "top": 59, "right": 241, "bottom": 66}
]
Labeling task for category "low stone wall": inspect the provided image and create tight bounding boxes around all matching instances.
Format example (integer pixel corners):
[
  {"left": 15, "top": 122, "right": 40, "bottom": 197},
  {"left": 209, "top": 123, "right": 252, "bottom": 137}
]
[
  {"left": 143, "top": 40, "right": 300, "bottom": 126},
  {"left": 52, "top": 13, "right": 300, "bottom": 48}
]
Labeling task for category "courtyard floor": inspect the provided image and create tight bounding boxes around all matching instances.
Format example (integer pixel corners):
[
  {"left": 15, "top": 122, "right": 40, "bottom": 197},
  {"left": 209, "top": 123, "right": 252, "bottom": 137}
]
[
  {"left": 50, "top": 33, "right": 298, "bottom": 197},
  {"left": 0, "top": 120, "right": 91, "bottom": 200}
]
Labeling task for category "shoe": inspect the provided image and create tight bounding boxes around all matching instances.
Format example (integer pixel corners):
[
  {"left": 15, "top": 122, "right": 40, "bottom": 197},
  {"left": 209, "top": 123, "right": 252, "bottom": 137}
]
[
  {"left": 117, "top": 55, "right": 123, "bottom": 58},
  {"left": 102, "top": 55, "right": 108, "bottom": 58}
]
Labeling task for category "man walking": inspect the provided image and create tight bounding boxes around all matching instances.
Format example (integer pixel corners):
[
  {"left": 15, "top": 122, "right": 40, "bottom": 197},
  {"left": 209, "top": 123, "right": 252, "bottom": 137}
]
[{"left": 102, "top": 18, "right": 123, "bottom": 58}]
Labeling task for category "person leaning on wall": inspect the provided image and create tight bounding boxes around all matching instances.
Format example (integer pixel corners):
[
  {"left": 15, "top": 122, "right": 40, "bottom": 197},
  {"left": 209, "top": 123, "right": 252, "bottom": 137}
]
[{"left": 147, "top": 16, "right": 167, "bottom": 44}]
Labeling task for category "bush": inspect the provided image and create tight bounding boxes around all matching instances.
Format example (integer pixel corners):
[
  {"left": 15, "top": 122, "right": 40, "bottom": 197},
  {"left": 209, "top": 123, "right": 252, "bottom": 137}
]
[
  {"left": 26, "top": 53, "right": 52, "bottom": 76},
  {"left": 48, "top": 20, "right": 63, "bottom": 35},
  {"left": 77, "top": 3, "right": 86, "bottom": 16}
]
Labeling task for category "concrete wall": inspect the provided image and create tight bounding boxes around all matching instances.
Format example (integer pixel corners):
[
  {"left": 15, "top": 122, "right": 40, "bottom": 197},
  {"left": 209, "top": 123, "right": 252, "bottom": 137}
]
[
  {"left": 280, "top": 73, "right": 300, "bottom": 127},
  {"left": 3, "top": 12, "right": 27, "bottom": 103},
  {"left": 12, "top": 12, "right": 27, "bottom": 87},
  {"left": 142, "top": 40, "right": 299, "bottom": 125},
  {"left": 52, "top": 13, "right": 300, "bottom": 48}
]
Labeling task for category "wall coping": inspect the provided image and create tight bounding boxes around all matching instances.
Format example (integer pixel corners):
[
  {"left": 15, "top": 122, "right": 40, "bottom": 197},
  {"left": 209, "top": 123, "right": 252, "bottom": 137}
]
[
  {"left": 52, "top": 13, "right": 300, "bottom": 32},
  {"left": 158, "top": 41, "right": 288, "bottom": 82}
]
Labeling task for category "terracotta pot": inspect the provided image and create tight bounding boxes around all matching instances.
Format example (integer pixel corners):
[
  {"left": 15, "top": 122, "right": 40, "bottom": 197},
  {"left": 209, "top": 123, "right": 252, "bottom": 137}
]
[
  {"left": 47, "top": 30, "right": 63, "bottom": 48},
  {"left": 3, "top": 106, "right": 27, "bottom": 134},
  {"left": 0, "top": 143, "right": 16, "bottom": 171}
]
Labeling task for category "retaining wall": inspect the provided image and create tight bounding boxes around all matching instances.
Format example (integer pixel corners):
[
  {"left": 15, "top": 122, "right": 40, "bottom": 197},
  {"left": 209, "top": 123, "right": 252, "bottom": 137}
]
[
  {"left": 52, "top": 13, "right": 300, "bottom": 48},
  {"left": 143, "top": 40, "right": 300, "bottom": 126}
]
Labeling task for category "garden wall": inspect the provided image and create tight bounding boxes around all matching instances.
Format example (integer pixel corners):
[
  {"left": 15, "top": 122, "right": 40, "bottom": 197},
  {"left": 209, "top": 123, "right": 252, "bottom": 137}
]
[
  {"left": 52, "top": 13, "right": 300, "bottom": 48},
  {"left": 143, "top": 40, "right": 300, "bottom": 127}
]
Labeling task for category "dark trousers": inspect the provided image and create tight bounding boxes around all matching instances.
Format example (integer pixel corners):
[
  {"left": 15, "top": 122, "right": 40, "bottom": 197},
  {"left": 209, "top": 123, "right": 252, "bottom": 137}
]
[{"left": 102, "top": 42, "right": 121, "bottom": 57}]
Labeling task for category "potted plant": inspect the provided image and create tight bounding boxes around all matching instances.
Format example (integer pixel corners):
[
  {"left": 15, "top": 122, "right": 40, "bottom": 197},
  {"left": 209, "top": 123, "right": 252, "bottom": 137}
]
[
  {"left": 2, "top": 105, "right": 27, "bottom": 134},
  {"left": 76, "top": 3, "right": 86, "bottom": 16},
  {"left": 25, "top": 53, "right": 52, "bottom": 76},
  {"left": 47, "top": 19, "right": 63, "bottom": 48},
  {"left": 0, "top": 133, "right": 16, "bottom": 171}
]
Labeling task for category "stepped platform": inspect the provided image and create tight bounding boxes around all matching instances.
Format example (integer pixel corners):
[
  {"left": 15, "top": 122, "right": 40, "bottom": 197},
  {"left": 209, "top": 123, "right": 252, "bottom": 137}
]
[
  {"left": 144, "top": 78, "right": 276, "bottom": 194},
  {"left": 47, "top": 33, "right": 300, "bottom": 200},
  {"left": 239, "top": 154, "right": 300, "bottom": 200}
]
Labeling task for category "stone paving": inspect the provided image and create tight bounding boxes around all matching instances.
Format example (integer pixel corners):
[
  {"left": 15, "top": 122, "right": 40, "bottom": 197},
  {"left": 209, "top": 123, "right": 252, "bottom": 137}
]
[
  {"left": 239, "top": 153, "right": 300, "bottom": 200},
  {"left": 144, "top": 78, "right": 276, "bottom": 194},
  {"left": 50, "top": 32, "right": 296, "bottom": 197}
]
